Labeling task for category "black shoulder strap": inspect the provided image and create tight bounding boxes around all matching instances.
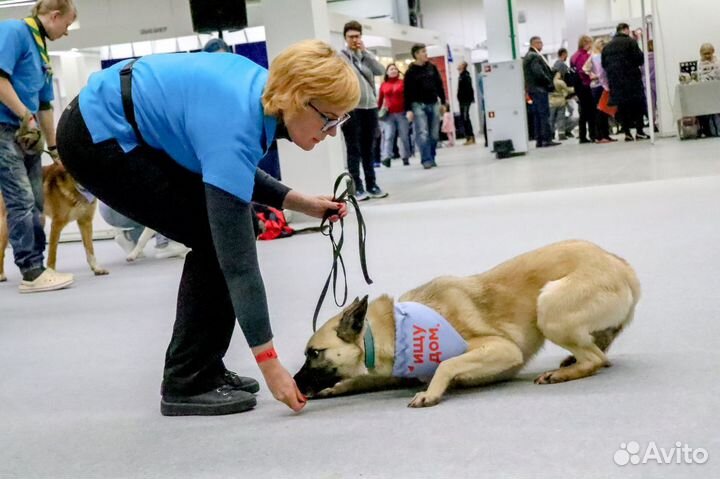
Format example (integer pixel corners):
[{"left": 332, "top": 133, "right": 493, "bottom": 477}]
[{"left": 120, "top": 59, "right": 146, "bottom": 146}]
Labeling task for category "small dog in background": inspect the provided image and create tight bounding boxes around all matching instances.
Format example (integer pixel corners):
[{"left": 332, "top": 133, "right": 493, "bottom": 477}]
[
  {"left": 123, "top": 228, "right": 189, "bottom": 262},
  {"left": 0, "top": 164, "right": 108, "bottom": 281},
  {"left": 125, "top": 227, "right": 156, "bottom": 262},
  {"left": 294, "top": 240, "right": 641, "bottom": 408}
]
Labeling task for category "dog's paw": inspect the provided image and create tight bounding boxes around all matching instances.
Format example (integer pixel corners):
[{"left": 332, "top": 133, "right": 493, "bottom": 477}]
[
  {"left": 93, "top": 267, "right": 109, "bottom": 276},
  {"left": 534, "top": 369, "right": 571, "bottom": 385},
  {"left": 316, "top": 386, "right": 338, "bottom": 398},
  {"left": 408, "top": 391, "right": 441, "bottom": 408}
]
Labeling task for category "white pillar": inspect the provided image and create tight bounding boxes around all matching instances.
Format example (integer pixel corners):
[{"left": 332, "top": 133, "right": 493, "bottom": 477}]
[
  {"left": 262, "top": 0, "right": 346, "bottom": 198},
  {"left": 564, "top": 0, "right": 588, "bottom": 54},
  {"left": 485, "top": 0, "right": 520, "bottom": 62}
]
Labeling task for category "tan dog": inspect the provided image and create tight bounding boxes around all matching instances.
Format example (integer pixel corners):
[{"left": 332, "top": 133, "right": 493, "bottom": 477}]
[
  {"left": 0, "top": 164, "right": 108, "bottom": 280},
  {"left": 294, "top": 240, "right": 640, "bottom": 408}
]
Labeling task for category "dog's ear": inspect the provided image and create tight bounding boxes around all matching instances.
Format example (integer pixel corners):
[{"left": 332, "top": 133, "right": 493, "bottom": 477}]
[{"left": 337, "top": 295, "right": 368, "bottom": 343}]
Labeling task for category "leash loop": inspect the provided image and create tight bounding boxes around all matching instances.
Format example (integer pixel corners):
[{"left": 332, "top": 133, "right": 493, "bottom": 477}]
[{"left": 312, "top": 172, "right": 373, "bottom": 331}]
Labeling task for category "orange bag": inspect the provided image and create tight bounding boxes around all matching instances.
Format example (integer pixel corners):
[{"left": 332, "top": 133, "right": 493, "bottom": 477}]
[{"left": 597, "top": 90, "right": 618, "bottom": 117}]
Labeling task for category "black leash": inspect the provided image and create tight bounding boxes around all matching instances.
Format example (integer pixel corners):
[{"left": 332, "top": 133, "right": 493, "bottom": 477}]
[{"left": 312, "top": 172, "right": 373, "bottom": 331}]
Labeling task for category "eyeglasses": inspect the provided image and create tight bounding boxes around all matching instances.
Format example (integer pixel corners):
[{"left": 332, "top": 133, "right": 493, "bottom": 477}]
[{"left": 309, "top": 103, "right": 350, "bottom": 133}]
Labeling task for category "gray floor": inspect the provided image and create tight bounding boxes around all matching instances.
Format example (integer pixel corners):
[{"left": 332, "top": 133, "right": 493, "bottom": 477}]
[{"left": 1, "top": 138, "right": 719, "bottom": 478}]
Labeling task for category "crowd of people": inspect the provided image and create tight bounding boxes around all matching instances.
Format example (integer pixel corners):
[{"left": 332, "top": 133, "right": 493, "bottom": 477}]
[
  {"left": 525, "top": 23, "right": 655, "bottom": 147},
  {"left": 342, "top": 20, "right": 478, "bottom": 197}
]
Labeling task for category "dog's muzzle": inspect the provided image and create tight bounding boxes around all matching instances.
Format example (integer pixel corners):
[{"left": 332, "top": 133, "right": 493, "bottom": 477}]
[{"left": 294, "top": 364, "right": 341, "bottom": 398}]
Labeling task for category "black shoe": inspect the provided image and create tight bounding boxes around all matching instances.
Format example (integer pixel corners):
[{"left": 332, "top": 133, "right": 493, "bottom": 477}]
[
  {"left": 624, "top": 134, "right": 635, "bottom": 142},
  {"left": 381, "top": 158, "right": 391, "bottom": 168},
  {"left": 565, "top": 131, "right": 575, "bottom": 138},
  {"left": 223, "top": 370, "right": 260, "bottom": 394},
  {"left": 541, "top": 141, "right": 561, "bottom": 147},
  {"left": 635, "top": 132, "right": 650, "bottom": 140},
  {"left": 430, "top": 161, "right": 438, "bottom": 167},
  {"left": 579, "top": 138, "right": 592, "bottom": 144},
  {"left": 402, "top": 158, "right": 410, "bottom": 166},
  {"left": 355, "top": 189, "right": 370, "bottom": 201},
  {"left": 422, "top": 162, "right": 433, "bottom": 169},
  {"left": 367, "top": 185, "right": 388, "bottom": 199},
  {"left": 161, "top": 385, "right": 257, "bottom": 416}
]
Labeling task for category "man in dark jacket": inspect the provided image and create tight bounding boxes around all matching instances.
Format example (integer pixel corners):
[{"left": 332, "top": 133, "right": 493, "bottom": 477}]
[
  {"left": 404, "top": 43, "right": 446, "bottom": 169},
  {"left": 456, "top": 61, "right": 475, "bottom": 145},
  {"left": 602, "top": 23, "right": 649, "bottom": 141},
  {"left": 523, "top": 36, "right": 560, "bottom": 148}
]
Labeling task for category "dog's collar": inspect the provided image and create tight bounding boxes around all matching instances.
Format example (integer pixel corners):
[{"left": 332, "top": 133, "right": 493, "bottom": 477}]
[{"left": 363, "top": 320, "right": 375, "bottom": 370}]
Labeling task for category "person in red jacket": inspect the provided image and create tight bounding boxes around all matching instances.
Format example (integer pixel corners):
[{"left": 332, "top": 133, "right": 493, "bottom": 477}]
[{"left": 377, "top": 63, "right": 411, "bottom": 166}]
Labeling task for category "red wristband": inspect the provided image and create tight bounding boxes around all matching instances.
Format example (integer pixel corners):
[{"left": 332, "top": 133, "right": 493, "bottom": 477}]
[{"left": 255, "top": 347, "right": 278, "bottom": 363}]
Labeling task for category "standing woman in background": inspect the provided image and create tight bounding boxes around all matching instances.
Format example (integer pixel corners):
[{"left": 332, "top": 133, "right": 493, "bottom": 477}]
[
  {"left": 0, "top": 0, "right": 76, "bottom": 291},
  {"left": 570, "top": 35, "right": 597, "bottom": 144},
  {"left": 585, "top": 38, "right": 615, "bottom": 143},
  {"left": 456, "top": 61, "right": 476, "bottom": 145},
  {"left": 377, "top": 63, "right": 411, "bottom": 167}
]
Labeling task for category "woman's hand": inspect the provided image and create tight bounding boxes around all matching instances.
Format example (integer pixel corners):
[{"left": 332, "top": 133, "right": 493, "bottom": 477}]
[
  {"left": 305, "top": 195, "right": 347, "bottom": 222},
  {"left": 258, "top": 359, "right": 307, "bottom": 412},
  {"left": 283, "top": 191, "right": 348, "bottom": 222}
]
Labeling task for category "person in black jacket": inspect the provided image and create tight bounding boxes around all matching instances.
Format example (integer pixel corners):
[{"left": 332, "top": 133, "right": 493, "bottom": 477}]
[
  {"left": 456, "top": 61, "right": 475, "bottom": 145},
  {"left": 523, "top": 36, "right": 560, "bottom": 148},
  {"left": 602, "top": 23, "right": 649, "bottom": 141},
  {"left": 404, "top": 43, "right": 446, "bottom": 169}
]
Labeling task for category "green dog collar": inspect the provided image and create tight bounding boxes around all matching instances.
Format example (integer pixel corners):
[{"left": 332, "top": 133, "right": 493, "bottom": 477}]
[{"left": 363, "top": 320, "right": 375, "bottom": 370}]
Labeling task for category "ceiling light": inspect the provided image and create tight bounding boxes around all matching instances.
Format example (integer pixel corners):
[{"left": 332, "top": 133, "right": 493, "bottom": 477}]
[{"left": 0, "top": 1, "right": 35, "bottom": 9}]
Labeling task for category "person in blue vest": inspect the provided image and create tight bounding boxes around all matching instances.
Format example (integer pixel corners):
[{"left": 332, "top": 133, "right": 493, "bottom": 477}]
[
  {"left": 56, "top": 40, "right": 360, "bottom": 416},
  {"left": 0, "top": 0, "right": 76, "bottom": 292}
]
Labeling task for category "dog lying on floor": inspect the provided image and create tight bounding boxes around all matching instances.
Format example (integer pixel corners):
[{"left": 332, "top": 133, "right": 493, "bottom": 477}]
[
  {"left": 294, "top": 240, "right": 641, "bottom": 408},
  {"left": 0, "top": 164, "right": 108, "bottom": 281}
]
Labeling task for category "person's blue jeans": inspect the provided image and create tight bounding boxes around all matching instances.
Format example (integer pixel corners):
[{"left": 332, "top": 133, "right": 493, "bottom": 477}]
[
  {"left": 529, "top": 90, "right": 552, "bottom": 146},
  {"left": 380, "top": 112, "right": 411, "bottom": 160},
  {"left": 411, "top": 102, "right": 440, "bottom": 166},
  {"left": 99, "top": 202, "right": 169, "bottom": 247},
  {"left": 0, "top": 124, "right": 45, "bottom": 274}
]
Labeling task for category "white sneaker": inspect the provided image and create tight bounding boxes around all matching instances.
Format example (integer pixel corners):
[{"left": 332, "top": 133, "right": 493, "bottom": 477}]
[
  {"left": 19, "top": 268, "right": 74, "bottom": 294},
  {"left": 154, "top": 241, "right": 190, "bottom": 259}
]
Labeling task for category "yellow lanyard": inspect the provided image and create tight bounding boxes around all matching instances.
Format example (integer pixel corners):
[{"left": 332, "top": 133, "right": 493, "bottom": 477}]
[{"left": 23, "top": 17, "right": 53, "bottom": 82}]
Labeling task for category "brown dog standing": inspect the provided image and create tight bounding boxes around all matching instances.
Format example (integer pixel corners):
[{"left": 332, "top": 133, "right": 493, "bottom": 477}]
[
  {"left": 294, "top": 240, "right": 640, "bottom": 408},
  {"left": 0, "top": 164, "right": 108, "bottom": 280}
]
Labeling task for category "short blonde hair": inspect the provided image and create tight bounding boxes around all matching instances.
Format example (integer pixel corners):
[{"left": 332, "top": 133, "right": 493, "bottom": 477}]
[
  {"left": 32, "top": 0, "right": 76, "bottom": 16},
  {"left": 700, "top": 43, "right": 715, "bottom": 56},
  {"left": 263, "top": 40, "right": 360, "bottom": 120},
  {"left": 593, "top": 38, "right": 606, "bottom": 53}
]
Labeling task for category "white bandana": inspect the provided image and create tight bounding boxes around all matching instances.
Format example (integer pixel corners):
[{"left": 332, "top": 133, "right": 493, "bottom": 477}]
[{"left": 392, "top": 302, "right": 468, "bottom": 379}]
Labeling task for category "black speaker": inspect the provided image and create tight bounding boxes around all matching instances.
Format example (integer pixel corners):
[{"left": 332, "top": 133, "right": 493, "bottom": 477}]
[{"left": 189, "top": 0, "right": 248, "bottom": 33}]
